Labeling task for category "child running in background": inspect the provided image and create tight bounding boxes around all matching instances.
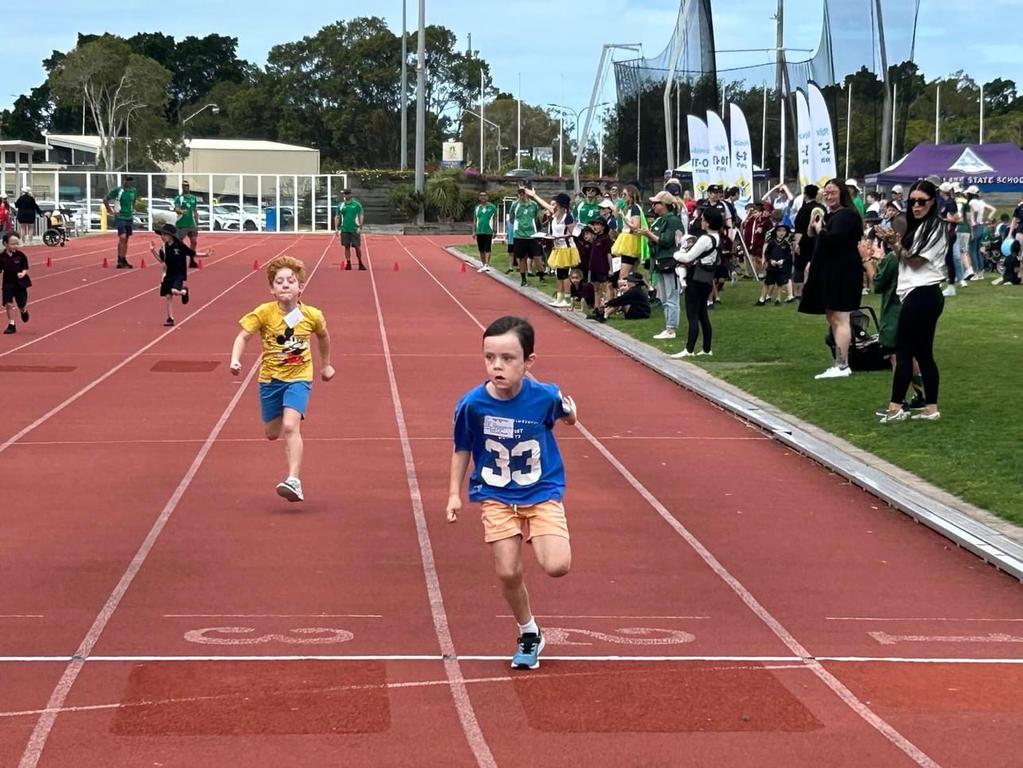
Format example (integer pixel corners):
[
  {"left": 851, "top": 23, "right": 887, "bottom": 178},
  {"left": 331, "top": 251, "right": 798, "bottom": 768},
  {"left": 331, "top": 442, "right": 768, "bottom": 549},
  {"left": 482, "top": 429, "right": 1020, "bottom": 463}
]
[
  {"left": 447, "top": 316, "right": 577, "bottom": 670},
  {"left": 1, "top": 232, "right": 30, "bottom": 334},
  {"left": 230, "top": 256, "right": 335, "bottom": 502},
  {"left": 150, "top": 224, "right": 212, "bottom": 326}
]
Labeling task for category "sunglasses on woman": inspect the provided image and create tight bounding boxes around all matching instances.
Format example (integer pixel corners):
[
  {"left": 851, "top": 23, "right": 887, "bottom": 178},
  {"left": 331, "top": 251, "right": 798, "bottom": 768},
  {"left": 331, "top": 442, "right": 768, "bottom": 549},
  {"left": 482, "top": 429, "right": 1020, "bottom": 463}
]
[{"left": 908, "top": 197, "right": 932, "bottom": 207}]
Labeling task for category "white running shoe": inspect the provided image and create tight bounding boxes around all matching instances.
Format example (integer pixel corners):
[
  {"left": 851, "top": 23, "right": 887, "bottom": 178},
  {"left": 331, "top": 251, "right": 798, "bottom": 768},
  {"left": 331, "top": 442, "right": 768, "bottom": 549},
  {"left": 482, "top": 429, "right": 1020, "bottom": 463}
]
[
  {"left": 964, "top": 270, "right": 975, "bottom": 281},
  {"left": 879, "top": 408, "right": 909, "bottom": 424},
  {"left": 653, "top": 329, "right": 677, "bottom": 340},
  {"left": 814, "top": 365, "right": 852, "bottom": 380},
  {"left": 910, "top": 410, "right": 941, "bottom": 421},
  {"left": 476, "top": 265, "right": 486, "bottom": 272},
  {"left": 696, "top": 350, "right": 712, "bottom": 356},
  {"left": 942, "top": 286, "right": 957, "bottom": 296},
  {"left": 669, "top": 349, "right": 694, "bottom": 359},
  {"left": 958, "top": 280, "right": 968, "bottom": 288},
  {"left": 276, "top": 477, "right": 304, "bottom": 502}
]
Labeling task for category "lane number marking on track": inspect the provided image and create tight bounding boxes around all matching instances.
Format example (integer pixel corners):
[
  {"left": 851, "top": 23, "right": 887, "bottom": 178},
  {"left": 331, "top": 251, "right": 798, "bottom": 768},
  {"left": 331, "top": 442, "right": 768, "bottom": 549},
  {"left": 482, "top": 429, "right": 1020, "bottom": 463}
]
[
  {"left": 869, "top": 631, "right": 1023, "bottom": 646},
  {"left": 545, "top": 627, "right": 696, "bottom": 646},
  {"left": 183, "top": 626, "right": 355, "bottom": 646}
]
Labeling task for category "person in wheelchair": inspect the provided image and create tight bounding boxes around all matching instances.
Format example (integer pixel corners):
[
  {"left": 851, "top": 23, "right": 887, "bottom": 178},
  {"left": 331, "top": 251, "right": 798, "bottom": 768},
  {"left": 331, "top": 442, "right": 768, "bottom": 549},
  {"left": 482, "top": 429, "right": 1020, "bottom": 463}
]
[{"left": 44, "top": 208, "right": 68, "bottom": 247}]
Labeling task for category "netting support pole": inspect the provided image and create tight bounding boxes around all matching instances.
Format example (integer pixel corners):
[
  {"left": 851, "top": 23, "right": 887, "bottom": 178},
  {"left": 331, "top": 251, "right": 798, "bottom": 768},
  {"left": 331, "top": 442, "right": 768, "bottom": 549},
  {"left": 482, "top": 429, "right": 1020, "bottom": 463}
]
[
  {"left": 576, "top": 43, "right": 641, "bottom": 194},
  {"left": 875, "top": 0, "right": 892, "bottom": 182},
  {"left": 662, "top": 0, "right": 693, "bottom": 171}
]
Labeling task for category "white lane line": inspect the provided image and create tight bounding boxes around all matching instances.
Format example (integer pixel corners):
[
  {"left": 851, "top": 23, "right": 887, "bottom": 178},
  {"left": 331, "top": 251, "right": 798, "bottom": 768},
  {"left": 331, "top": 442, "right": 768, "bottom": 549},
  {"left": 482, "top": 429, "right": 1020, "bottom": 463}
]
[
  {"left": 497, "top": 614, "right": 711, "bottom": 620},
  {"left": 364, "top": 238, "right": 496, "bottom": 768},
  {"left": 827, "top": 616, "right": 1023, "bottom": 622},
  {"left": 2, "top": 664, "right": 810, "bottom": 721},
  {"left": 0, "top": 239, "right": 286, "bottom": 454},
  {"left": 0, "top": 236, "right": 267, "bottom": 358},
  {"left": 870, "top": 631, "right": 1023, "bottom": 645},
  {"left": 3, "top": 654, "right": 1020, "bottom": 665},
  {"left": 398, "top": 237, "right": 944, "bottom": 768},
  {"left": 162, "top": 614, "right": 383, "bottom": 619},
  {"left": 16, "top": 239, "right": 331, "bottom": 768}
]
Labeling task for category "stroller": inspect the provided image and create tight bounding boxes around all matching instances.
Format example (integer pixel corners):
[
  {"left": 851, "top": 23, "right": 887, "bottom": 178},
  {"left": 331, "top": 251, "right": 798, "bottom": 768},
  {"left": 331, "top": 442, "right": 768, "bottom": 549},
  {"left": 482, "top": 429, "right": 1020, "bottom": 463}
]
[{"left": 824, "top": 306, "right": 890, "bottom": 371}]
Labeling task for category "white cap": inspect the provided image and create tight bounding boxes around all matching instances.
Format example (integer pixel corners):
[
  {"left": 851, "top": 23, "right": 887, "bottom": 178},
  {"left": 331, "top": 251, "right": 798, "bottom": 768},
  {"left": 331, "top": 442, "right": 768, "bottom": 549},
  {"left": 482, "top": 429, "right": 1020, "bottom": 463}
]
[
  {"left": 939, "top": 182, "right": 953, "bottom": 192},
  {"left": 966, "top": 184, "right": 980, "bottom": 195},
  {"left": 598, "top": 199, "right": 615, "bottom": 209},
  {"left": 891, "top": 184, "right": 904, "bottom": 194},
  {"left": 844, "top": 178, "right": 860, "bottom": 190},
  {"left": 21, "top": 186, "right": 31, "bottom": 193}
]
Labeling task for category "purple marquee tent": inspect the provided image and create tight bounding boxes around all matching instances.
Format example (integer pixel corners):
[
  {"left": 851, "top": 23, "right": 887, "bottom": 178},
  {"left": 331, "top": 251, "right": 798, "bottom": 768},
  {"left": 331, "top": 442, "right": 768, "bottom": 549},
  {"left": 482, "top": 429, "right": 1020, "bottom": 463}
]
[{"left": 866, "top": 143, "right": 1023, "bottom": 192}]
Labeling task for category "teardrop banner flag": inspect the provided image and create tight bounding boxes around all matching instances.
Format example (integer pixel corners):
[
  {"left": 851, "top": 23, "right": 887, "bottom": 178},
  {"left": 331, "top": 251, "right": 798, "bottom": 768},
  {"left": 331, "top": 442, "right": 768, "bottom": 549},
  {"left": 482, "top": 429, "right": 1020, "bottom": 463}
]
[
  {"left": 795, "top": 89, "right": 814, "bottom": 189},
  {"left": 706, "top": 110, "right": 731, "bottom": 190},
  {"left": 808, "top": 82, "right": 837, "bottom": 186},
  {"left": 728, "top": 102, "right": 753, "bottom": 200},
  {"left": 687, "top": 115, "right": 712, "bottom": 198}
]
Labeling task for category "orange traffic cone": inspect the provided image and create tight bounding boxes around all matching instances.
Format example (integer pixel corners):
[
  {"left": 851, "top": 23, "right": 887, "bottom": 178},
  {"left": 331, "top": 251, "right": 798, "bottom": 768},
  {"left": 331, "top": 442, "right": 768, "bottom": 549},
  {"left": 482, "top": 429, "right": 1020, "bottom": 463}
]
[
  {"left": 252, "top": 259, "right": 259, "bottom": 270},
  {"left": 392, "top": 261, "right": 399, "bottom": 272},
  {"left": 46, "top": 256, "right": 52, "bottom": 267},
  {"left": 140, "top": 258, "right": 146, "bottom": 268},
  {"left": 197, "top": 259, "right": 203, "bottom": 269},
  {"left": 102, "top": 257, "right": 109, "bottom": 268},
  {"left": 460, "top": 261, "right": 467, "bottom": 273}
]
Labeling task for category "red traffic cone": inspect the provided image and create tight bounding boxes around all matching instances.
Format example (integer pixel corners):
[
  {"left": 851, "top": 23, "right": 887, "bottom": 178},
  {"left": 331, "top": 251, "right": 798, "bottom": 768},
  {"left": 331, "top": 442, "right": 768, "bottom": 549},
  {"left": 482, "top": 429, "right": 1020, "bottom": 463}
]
[
  {"left": 460, "top": 261, "right": 467, "bottom": 273},
  {"left": 392, "top": 261, "right": 399, "bottom": 272},
  {"left": 252, "top": 259, "right": 260, "bottom": 271},
  {"left": 102, "top": 257, "right": 109, "bottom": 268},
  {"left": 140, "top": 258, "right": 146, "bottom": 268},
  {"left": 197, "top": 259, "right": 203, "bottom": 269},
  {"left": 46, "top": 256, "right": 52, "bottom": 267}
]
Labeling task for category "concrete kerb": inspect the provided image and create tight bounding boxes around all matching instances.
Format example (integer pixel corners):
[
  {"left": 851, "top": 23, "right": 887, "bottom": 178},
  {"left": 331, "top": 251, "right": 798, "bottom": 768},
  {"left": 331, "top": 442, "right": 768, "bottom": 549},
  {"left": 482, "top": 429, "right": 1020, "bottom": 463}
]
[{"left": 445, "top": 245, "right": 1023, "bottom": 583}]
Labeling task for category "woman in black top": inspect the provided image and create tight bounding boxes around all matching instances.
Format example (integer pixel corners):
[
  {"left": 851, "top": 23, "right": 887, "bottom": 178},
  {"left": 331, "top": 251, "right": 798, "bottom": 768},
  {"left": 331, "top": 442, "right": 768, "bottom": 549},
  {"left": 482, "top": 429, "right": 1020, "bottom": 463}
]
[
  {"left": 798, "top": 178, "right": 864, "bottom": 379},
  {"left": 1, "top": 232, "right": 31, "bottom": 334},
  {"left": 14, "top": 187, "right": 44, "bottom": 246}
]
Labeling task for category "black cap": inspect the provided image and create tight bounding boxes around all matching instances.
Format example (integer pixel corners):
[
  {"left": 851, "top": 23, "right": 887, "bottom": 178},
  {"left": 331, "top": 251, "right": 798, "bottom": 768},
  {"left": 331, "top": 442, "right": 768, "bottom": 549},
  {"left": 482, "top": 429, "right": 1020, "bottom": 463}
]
[
  {"left": 158, "top": 223, "right": 178, "bottom": 236},
  {"left": 707, "top": 184, "right": 723, "bottom": 193},
  {"left": 625, "top": 272, "right": 645, "bottom": 283},
  {"left": 342, "top": 188, "right": 352, "bottom": 194}
]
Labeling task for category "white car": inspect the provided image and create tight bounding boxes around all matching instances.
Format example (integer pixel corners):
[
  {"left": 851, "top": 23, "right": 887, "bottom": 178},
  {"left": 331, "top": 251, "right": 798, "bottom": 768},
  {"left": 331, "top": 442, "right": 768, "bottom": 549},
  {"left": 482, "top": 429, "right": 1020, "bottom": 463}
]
[
  {"left": 139, "top": 198, "right": 177, "bottom": 228},
  {"left": 212, "top": 203, "right": 265, "bottom": 231}
]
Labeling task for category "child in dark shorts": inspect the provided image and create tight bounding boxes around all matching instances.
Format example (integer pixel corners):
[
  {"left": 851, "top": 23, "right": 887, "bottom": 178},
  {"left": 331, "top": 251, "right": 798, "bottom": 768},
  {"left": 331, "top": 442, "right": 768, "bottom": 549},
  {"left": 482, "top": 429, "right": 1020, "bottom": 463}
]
[
  {"left": 151, "top": 223, "right": 211, "bottom": 327},
  {"left": 1, "top": 232, "right": 30, "bottom": 334},
  {"left": 757, "top": 223, "right": 795, "bottom": 305},
  {"left": 568, "top": 268, "right": 595, "bottom": 312}
]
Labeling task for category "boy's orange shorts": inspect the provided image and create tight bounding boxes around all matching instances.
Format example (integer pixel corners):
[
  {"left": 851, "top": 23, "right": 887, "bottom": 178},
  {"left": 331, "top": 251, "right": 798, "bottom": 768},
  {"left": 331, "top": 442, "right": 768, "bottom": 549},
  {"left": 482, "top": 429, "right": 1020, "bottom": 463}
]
[{"left": 479, "top": 500, "right": 569, "bottom": 543}]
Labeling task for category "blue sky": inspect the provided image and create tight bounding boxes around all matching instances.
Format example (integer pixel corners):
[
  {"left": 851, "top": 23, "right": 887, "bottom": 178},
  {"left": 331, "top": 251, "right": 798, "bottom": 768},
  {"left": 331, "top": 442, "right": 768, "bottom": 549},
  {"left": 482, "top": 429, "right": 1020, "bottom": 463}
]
[{"left": 6, "top": 1, "right": 1013, "bottom": 120}]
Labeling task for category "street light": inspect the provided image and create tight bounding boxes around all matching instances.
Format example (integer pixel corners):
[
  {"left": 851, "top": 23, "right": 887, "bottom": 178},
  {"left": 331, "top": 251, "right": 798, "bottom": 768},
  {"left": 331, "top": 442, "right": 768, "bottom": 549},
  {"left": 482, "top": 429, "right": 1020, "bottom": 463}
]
[
  {"left": 546, "top": 102, "right": 609, "bottom": 179},
  {"left": 181, "top": 103, "right": 220, "bottom": 174},
  {"left": 465, "top": 110, "right": 501, "bottom": 172}
]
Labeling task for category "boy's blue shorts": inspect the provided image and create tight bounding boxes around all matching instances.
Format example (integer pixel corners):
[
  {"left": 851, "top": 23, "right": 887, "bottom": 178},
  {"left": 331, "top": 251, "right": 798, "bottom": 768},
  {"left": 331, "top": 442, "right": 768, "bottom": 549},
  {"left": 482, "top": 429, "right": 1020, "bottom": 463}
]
[{"left": 259, "top": 379, "right": 311, "bottom": 423}]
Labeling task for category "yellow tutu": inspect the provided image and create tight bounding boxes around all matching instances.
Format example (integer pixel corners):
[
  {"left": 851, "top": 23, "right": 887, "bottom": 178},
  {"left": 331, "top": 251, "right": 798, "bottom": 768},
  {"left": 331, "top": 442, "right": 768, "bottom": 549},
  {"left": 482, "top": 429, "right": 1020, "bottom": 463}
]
[
  {"left": 611, "top": 231, "right": 643, "bottom": 258},
  {"left": 547, "top": 246, "right": 580, "bottom": 269}
]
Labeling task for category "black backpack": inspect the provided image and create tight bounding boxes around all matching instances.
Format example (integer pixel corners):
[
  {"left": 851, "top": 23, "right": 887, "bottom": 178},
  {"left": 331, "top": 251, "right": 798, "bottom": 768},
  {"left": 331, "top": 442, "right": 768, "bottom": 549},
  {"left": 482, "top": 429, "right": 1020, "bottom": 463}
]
[{"left": 824, "top": 306, "right": 890, "bottom": 371}]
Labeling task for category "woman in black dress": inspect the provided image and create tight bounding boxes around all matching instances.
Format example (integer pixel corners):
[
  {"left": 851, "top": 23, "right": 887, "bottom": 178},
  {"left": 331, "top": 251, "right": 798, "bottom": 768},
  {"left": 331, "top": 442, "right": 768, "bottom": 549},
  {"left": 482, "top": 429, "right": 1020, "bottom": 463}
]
[{"left": 798, "top": 178, "right": 864, "bottom": 379}]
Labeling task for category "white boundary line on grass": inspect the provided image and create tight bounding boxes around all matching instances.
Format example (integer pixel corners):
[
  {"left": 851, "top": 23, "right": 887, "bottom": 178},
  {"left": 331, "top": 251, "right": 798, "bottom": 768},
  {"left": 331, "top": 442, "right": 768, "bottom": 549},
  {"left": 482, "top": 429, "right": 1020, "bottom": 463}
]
[
  {"left": 363, "top": 237, "right": 496, "bottom": 768},
  {"left": 16, "top": 238, "right": 333, "bottom": 768},
  {"left": 394, "top": 236, "right": 944, "bottom": 768}
]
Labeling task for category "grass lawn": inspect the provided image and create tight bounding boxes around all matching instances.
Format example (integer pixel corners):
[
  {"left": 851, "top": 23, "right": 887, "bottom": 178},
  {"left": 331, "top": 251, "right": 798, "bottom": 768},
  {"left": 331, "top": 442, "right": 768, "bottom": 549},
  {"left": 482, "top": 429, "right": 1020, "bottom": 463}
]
[{"left": 458, "top": 242, "right": 1023, "bottom": 526}]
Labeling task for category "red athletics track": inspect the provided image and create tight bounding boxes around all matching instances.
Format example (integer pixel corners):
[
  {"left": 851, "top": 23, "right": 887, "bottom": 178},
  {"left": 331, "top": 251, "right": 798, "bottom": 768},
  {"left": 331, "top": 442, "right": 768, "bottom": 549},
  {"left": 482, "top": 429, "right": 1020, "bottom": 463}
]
[{"left": 1, "top": 234, "right": 1021, "bottom": 767}]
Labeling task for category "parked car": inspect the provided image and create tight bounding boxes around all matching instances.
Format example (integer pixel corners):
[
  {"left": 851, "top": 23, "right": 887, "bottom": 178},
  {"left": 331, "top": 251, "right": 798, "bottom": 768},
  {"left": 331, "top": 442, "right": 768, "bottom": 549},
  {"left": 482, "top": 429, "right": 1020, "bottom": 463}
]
[
  {"left": 139, "top": 198, "right": 177, "bottom": 227},
  {"left": 212, "top": 203, "right": 265, "bottom": 231}
]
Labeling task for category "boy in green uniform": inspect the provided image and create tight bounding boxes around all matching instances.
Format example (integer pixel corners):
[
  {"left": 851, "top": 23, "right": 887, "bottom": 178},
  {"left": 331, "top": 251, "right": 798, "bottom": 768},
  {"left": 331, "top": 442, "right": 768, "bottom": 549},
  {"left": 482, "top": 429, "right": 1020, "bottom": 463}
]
[
  {"left": 473, "top": 191, "right": 497, "bottom": 272},
  {"left": 174, "top": 181, "right": 201, "bottom": 268},
  {"left": 105, "top": 176, "right": 137, "bottom": 269},
  {"left": 334, "top": 188, "right": 365, "bottom": 271},
  {"left": 509, "top": 186, "right": 543, "bottom": 287}
]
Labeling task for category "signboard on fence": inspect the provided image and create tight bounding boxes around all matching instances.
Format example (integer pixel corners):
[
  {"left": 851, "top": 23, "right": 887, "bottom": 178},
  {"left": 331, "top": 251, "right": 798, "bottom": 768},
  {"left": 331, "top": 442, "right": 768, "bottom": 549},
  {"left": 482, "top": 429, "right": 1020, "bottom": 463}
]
[{"left": 441, "top": 141, "right": 464, "bottom": 169}]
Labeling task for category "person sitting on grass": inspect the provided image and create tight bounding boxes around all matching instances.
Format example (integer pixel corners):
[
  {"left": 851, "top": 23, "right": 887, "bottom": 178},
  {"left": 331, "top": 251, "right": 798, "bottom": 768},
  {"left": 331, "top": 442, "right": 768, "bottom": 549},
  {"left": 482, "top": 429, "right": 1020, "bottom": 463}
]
[
  {"left": 589, "top": 272, "right": 651, "bottom": 322},
  {"left": 756, "top": 223, "right": 795, "bottom": 305},
  {"left": 994, "top": 238, "right": 1021, "bottom": 285},
  {"left": 568, "top": 268, "right": 595, "bottom": 312}
]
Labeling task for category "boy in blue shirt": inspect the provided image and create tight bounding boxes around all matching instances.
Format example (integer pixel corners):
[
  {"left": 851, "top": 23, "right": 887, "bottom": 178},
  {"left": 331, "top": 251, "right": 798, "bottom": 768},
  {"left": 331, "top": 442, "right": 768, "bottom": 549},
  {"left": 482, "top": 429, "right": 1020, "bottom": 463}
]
[{"left": 446, "top": 316, "right": 577, "bottom": 670}]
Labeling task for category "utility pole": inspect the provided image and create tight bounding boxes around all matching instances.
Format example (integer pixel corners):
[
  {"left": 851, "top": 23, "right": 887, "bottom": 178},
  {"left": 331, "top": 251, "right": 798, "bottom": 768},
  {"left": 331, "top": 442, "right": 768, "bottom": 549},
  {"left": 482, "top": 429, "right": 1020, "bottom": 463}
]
[
  {"left": 400, "top": 0, "right": 408, "bottom": 170},
  {"left": 875, "top": 0, "right": 892, "bottom": 178},
  {"left": 414, "top": 0, "right": 426, "bottom": 222}
]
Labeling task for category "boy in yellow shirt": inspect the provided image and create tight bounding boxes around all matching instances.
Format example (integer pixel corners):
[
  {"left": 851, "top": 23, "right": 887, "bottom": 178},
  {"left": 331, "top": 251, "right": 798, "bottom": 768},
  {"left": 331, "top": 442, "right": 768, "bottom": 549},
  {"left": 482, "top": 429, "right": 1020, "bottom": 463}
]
[{"left": 230, "top": 256, "right": 335, "bottom": 501}]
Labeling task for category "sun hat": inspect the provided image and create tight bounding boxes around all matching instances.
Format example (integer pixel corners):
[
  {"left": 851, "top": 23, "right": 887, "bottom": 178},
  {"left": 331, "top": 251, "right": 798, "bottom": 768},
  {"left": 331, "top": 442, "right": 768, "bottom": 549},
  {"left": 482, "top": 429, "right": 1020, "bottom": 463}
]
[
  {"left": 938, "top": 182, "right": 953, "bottom": 193},
  {"left": 649, "top": 190, "right": 677, "bottom": 205},
  {"left": 582, "top": 183, "right": 601, "bottom": 194},
  {"left": 891, "top": 184, "right": 904, "bottom": 194},
  {"left": 158, "top": 223, "right": 178, "bottom": 237},
  {"left": 966, "top": 185, "right": 980, "bottom": 195},
  {"left": 554, "top": 192, "right": 572, "bottom": 208},
  {"left": 844, "top": 178, "right": 861, "bottom": 190},
  {"left": 598, "top": 199, "right": 615, "bottom": 209}
]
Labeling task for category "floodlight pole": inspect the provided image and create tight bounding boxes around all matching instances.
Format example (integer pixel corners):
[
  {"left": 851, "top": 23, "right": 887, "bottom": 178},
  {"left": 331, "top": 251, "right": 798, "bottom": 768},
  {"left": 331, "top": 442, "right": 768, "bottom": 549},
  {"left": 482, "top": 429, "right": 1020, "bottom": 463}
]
[
  {"left": 875, "top": 0, "right": 893, "bottom": 180},
  {"left": 400, "top": 0, "right": 408, "bottom": 170},
  {"left": 414, "top": 0, "right": 426, "bottom": 220},
  {"left": 576, "top": 42, "right": 642, "bottom": 194}
]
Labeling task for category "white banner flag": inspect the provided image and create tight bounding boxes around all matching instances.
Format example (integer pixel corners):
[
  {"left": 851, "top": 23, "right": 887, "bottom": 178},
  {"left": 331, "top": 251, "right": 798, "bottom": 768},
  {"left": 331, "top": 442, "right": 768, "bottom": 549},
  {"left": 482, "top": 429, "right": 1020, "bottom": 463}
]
[
  {"left": 808, "top": 82, "right": 837, "bottom": 186},
  {"left": 795, "top": 89, "right": 814, "bottom": 189},
  {"left": 686, "top": 115, "right": 711, "bottom": 198},
  {"left": 706, "top": 110, "right": 731, "bottom": 189},
  {"left": 728, "top": 102, "right": 753, "bottom": 199}
]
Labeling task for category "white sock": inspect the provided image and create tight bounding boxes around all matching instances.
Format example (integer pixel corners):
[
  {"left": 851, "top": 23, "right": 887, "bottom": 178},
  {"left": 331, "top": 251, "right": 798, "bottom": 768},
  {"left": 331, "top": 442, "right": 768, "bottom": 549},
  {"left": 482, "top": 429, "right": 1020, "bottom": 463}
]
[
  {"left": 518, "top": 617, "right": 538, "bottom": 635},
  {"left": 287, "top": 475, "right": 300, "bottom": 484}
]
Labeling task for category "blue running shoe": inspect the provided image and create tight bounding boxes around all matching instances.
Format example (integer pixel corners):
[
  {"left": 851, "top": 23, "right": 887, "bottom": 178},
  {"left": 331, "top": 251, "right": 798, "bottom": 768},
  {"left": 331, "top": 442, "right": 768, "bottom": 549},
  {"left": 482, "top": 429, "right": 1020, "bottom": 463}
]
[{"left": 511, "top": 631, "right": 545, "bottom": 670}]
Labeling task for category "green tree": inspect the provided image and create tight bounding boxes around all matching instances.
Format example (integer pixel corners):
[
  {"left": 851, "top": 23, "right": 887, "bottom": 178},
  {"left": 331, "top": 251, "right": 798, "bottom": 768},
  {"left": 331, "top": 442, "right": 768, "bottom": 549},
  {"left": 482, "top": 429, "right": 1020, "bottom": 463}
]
[{"left": 47, "top": 35, "right": 175, "bottom": 174}]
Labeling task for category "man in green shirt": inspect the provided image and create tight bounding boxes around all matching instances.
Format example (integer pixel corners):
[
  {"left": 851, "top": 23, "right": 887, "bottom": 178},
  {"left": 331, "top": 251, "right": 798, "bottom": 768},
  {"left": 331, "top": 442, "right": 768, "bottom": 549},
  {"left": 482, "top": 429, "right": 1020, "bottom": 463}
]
[
  {"left": 334, "top": 188, "right": 365, "bottom": 270},
  {"left": 509, "top": 185, "right": 543, "bottom": 287},
  {"left": 174, "top": 181, "right": 201, "bottom": 268},
  {"left": 105, "top": 176, "right": 137, "bottom": 269},
  {"left": 472, "top": 191, "right": 497, "bottom": 272}
]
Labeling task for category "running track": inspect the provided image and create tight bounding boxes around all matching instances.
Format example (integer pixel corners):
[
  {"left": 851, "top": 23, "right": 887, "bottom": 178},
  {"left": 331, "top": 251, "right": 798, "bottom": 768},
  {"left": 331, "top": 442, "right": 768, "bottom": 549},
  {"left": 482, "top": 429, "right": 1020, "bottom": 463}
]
[{"left": 1, "top": 233, "right": 1021, "bottom": 767}]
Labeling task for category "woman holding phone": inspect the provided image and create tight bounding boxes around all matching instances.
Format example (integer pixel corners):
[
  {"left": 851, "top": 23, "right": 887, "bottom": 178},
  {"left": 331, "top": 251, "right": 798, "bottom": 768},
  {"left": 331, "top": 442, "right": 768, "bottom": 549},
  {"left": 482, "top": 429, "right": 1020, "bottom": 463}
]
[{"left": 873, "top": 180, "right": 947, "bottom": 423}]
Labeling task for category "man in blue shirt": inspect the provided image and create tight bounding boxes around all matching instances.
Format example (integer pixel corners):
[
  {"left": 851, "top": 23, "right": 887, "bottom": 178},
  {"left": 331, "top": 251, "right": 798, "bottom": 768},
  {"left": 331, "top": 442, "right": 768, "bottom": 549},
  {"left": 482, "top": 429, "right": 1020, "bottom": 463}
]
[{"left": 447, "top": 316, "right": 577, "bottom": 670}]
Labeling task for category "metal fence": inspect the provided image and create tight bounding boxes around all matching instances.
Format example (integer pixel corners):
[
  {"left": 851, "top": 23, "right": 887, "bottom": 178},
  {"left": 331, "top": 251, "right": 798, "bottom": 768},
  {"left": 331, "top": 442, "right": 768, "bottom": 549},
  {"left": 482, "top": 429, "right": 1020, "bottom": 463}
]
[{"left": 3, "top": 171, "right": 349, "bottom": 234}]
